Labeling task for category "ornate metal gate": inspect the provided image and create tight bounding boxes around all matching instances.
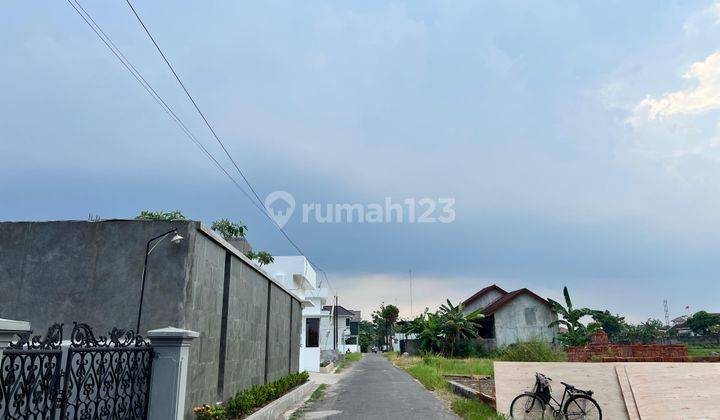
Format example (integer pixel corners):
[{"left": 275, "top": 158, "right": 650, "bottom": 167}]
[{"left": 0, "top": 323, "right": 154, "bottom": 420}]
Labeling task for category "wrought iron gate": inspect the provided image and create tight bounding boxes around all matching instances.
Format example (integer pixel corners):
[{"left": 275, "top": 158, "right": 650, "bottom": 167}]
[{"left": 0, "top": 323, "right": 154, "bottom": 420}]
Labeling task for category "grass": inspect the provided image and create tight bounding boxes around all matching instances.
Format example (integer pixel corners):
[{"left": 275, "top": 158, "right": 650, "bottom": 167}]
[
  {"left": 451, "top": 398, "right": 507, "bottom": 420},
  {"left": 688, "top": 346, "right": 720, "bottom": 356},
  {"left": 385, "top": 353, "right": 504, "bottom": 419},
  {"left": 289, "top": 384, "right": 329, "bottom": 420},
  {"left": 335, "top": 352, "right": 363, "bottom": 373}
]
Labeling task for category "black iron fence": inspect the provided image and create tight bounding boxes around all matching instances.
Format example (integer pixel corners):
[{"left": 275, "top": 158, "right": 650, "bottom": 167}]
[{"left": 0, "top": 323, "right": 154, "bottom": 420}]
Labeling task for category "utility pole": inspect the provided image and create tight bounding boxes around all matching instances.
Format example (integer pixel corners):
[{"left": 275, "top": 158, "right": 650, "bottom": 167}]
[
  {"left": 333, "top": 295, "right": 338, "bottom": 351},
  {"left": 409, "top": 269, "right": 413, "bottom": 318}
]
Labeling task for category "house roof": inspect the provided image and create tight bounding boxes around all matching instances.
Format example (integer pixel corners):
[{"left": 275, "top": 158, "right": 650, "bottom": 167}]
[
  {"left": 462, "top": 284, "right": 508, "bottom": 306},
  {"left": 322, "top": 305, "right": 356, "bottom": 317},
  {"left": 481, "top": 288, "right": 552, "bottom": 316}
]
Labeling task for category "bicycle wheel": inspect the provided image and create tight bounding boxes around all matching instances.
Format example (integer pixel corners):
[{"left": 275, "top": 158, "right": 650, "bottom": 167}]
[
  {"left": 563, "top": 395, "right": 602, "bottom": 420},
  {"left": 510, "top": 393, "right": 546, "bottom": 419}
]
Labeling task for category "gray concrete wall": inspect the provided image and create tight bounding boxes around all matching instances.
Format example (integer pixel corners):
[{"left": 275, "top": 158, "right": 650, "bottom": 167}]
[
  {"left": 290, "top": 300, "right": 301, "bottom": 373},
  {"left": 0, "top": 220, "right": 303, "bottom": 420},
  {"left": 494, "top": 294, "right": 558, "bottom": 347},
  {"left": 0, "top": 220, "right": 191, "bottom": 334},
  {"left": 182, "top": 228, "right": 227, "bottom": 412},
  {"left": 464, "top": 289, "right": 505, "bottom": 314},
  {"left": 266, "top": 283, "right": 291, "bottom": 382},
  {"left": 222, "top": 259, "right": 269, "bottom": 398}
]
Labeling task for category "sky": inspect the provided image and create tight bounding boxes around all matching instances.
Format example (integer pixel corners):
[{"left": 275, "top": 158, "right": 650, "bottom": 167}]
[{"left": 2, "top": 1, "right": 720, "bottom": 322}]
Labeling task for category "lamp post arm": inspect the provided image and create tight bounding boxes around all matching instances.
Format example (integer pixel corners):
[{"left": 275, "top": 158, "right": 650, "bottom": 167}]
[{"left": 136, "top": 228, "right": 178, "bottom": 335}]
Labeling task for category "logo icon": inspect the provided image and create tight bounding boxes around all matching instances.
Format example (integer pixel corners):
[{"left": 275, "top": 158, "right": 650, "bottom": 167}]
[{"left": 264, "top": 190, "right": 295, "bottom": 228}]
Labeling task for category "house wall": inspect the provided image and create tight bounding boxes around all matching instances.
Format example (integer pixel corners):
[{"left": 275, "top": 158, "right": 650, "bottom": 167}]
[
  {"left": 464, "top": 289, "right": 505, "bottom": 314},
  {"left": 493, "top": 294, "right": 558, "bottom": 347}
]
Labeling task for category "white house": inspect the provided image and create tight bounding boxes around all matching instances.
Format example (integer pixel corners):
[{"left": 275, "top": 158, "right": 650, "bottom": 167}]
[{"left": 265, "top": 256, "right": 360, "bottom": 372}]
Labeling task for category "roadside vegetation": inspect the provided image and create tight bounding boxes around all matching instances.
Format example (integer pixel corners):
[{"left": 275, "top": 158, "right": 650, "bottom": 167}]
[
  {"left": 385, "top": 352, "right": 504, "bottom": 419},
  {"left": 193, "top": 371, "right": 309, "bottom": 420},
  {"left": 289, "top": 384, "right": 328, "bottom": 420},
  {"left": 335, "top": 352, "right": 362, "bottom": 373}
]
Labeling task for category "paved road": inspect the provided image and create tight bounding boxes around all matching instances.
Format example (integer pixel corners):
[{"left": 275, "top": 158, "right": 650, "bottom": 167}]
[{"left": 303, "top": 353, "right": 459, "bottom": 420}]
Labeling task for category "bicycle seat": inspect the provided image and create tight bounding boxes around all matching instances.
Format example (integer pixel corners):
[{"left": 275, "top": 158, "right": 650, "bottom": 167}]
[{"left": 562, "top": 382, "right": 594, "bottom": 396}]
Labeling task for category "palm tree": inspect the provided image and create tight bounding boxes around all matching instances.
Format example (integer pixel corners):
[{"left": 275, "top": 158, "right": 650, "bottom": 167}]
[
  {"left": 438, "top": 300, "right": 484, "bottom": 356},
  {"left": 547, "top": 286, "right": 598, "bottom": 346}
]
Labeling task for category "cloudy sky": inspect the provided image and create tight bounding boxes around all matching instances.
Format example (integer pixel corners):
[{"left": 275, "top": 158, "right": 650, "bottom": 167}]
[{"left": 3, "top": 1, "right": 720, "bottom": 321}]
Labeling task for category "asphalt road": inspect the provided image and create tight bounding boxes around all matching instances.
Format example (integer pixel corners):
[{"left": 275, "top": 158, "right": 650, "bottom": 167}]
[{"left": 303, "top": 353, "right": 459, "bottom": 420}]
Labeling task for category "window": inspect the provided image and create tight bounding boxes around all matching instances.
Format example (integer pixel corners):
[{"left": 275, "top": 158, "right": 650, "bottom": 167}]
[
  {"left": 345, "top": 318, "right": 350, "bottom": 326},
  {"left": 524, "top": 307, "right": 537, "bottom": 325},
  {"left": 306, "top": 318, "right": 319, "bottom": 347}
]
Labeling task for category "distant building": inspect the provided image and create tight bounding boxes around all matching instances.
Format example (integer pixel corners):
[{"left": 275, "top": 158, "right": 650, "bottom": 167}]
[
  {"left": 461, "top": 284, "right": 558, "bottom": 347},
  {"left": 265, "top": 257, "right": 360, "bottom": 372}
]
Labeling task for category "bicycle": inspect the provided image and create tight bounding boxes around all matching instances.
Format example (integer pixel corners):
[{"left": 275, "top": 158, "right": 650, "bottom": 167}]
[{"left": 509, "top": 372, "right": 602, "bottom": 419}]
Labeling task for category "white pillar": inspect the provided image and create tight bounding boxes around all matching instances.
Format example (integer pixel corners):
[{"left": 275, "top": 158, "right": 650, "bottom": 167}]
[
  {"left": 146, "top": 326, "right": 199, "bottom": 420},
  {"left": 0, "top": 318, "right": 31, "bottom": 360}
]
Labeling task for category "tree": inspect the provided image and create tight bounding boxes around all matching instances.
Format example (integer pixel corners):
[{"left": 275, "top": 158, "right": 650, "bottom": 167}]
[
  {"left": 592, "top": 311, "right": 626, "bottom": 342},
  {"left": 372, "top": 304, "right": 399, "bottom": 348},
  {"left": 438, "top": 300, "right": 484, "bottom": 356},
  {"left": 402, "top": 303, "right": 483, "bottom": 356},
  {"left": 685, "top": 311, "right": 720, "bottom": 335},
  {"left": 255, "top": 251, "right": 274, "bottom": 267},
  {"left": 548, "top": 286, "right": 598, "bottom": 346},
  {"left": 211, "top": 219, "right": 246, "bottom": 239},
  {"left": 358, "top": 321, "right": 376, "bottom": 352},
  {"left": 136, "top": 210, "right": 187, "bottom": 221},
  {"left": 621, "top": 319, "right": 666, "bottom": 344}
]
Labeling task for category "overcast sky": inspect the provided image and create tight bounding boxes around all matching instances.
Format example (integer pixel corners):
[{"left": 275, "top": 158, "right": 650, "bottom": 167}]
[{"left": 3, "top": 1, "right": 720, "bottom": 322}]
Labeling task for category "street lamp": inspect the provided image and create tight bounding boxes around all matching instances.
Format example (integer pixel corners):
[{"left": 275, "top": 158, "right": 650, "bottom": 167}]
[{"left": 136, "top": 228, "right": 184, "bottom": 334}]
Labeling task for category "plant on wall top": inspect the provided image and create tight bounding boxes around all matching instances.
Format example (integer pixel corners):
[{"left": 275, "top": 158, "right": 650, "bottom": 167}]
[
  {"left": 254, "top": 251, "right": 274, "bottom": 267},
  {"left": 136, "top": 210, "right": 187, "bottom": 221},
  {"left": 244, "top": 250, "right": 275, "bottom": 267},
  {"left": 211, "top": 218, "right": 247, "bottom": 239}
]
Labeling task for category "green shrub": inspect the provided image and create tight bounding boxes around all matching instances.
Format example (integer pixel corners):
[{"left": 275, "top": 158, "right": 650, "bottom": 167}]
[
  {"left": 454, "top": 339, "right": 490, "bottom": 358},
  {"left": 198, "top": 371, "right": 310, "bottom": 419},
  {"left": 497, "top": 339, "right": 566, "bottom": 362}
]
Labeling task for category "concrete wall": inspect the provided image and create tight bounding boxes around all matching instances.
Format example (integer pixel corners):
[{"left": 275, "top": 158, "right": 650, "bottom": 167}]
[
  {"left": 0, "top": 220, "right": 191, "bottom": 333},
  {"left": 464, "top": 289, "right": 505, "bottom": 314},
  {"left": 223, "top": 260, "right": 269, "bottom": 397},
  {"left": 0, "top": 220, "right": 303, "bottom": 420},
  {"left": 493, "top": 294, "right": 558, "bottom": 347}
]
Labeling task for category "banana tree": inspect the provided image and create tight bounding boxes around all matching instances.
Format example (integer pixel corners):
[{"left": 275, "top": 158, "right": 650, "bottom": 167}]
[
  {"left": 438, "top": 300, "right": 484, "bottom": 356},
  {"left": 547, "top": 286, "right": 598, "bottom": 346}
]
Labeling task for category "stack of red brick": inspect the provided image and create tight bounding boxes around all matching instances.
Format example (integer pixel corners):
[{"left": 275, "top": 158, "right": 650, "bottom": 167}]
[{"left": 567, "top": 330, "right": 720, "bottom": 362}]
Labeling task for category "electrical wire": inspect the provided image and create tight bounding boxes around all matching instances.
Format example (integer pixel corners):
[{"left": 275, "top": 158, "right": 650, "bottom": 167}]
[
  {"left": 67, "top": 0, "right": 336, "bottom": 294},
  {"left": 123, "top": 0, "right": 335, "bottom": 291}
]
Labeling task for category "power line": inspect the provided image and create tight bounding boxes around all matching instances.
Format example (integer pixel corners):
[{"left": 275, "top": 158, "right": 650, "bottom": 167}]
[
  {"left": 122, "top": 0, "right": 333, "bottom": 287},
  {"left": 67, "top": 0, "right": 335, "bottom": 292},
  {"left": 66, "top": 0, "right": 264, "bottom": 214}
]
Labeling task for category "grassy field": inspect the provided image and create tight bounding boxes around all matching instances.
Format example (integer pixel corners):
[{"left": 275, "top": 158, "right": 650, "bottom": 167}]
[{"left": 385, "top": 353, "right": 505, "bottom": 420}]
